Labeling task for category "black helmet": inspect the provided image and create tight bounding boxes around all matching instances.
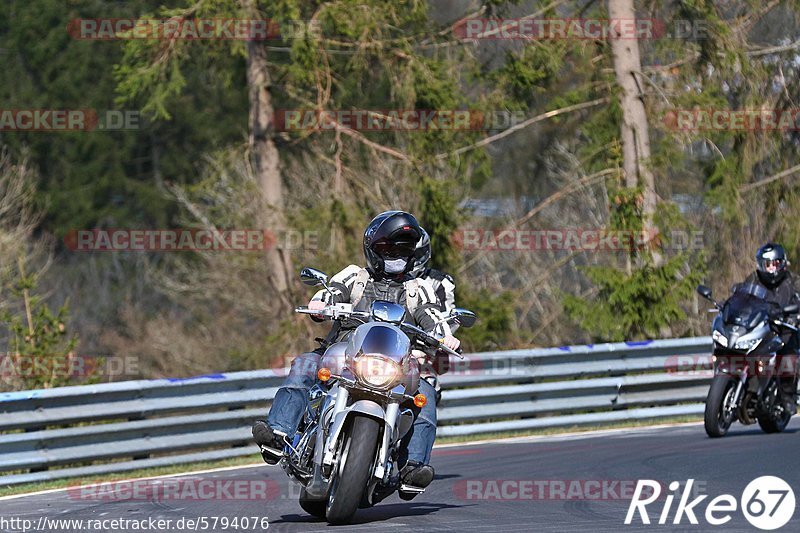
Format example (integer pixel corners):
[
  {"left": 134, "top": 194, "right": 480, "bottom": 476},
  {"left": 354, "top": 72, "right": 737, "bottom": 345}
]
[
  {"left": 364, "top": 211, "right": 422, "bottom": 279},
  {"left": 409, "top": 227, "right": 431, "bottom": 278},
  {"left": 756, "top": 242, "right": 788, "bottom": 286}
]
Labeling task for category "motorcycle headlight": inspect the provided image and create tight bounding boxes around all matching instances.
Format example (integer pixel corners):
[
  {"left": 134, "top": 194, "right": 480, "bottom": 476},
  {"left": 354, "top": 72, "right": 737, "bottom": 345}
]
[
  {"left": 352, "top": 354, "right": 402, "bottom": 390},
  {"left": 734, "top": 338, "right": 759, "bottom": 352},
  {"left": 712, "top": 329, "right": 728, "bottom": 347}
]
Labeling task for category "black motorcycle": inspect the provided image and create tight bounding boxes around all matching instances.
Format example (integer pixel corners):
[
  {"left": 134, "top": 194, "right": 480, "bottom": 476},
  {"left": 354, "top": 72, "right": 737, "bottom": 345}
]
[{"left": 697, "top": 283, "right": 799, "bottom": 437}]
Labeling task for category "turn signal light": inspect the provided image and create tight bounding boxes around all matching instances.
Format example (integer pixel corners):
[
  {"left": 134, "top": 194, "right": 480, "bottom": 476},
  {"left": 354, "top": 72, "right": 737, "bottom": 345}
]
[
  {"left": 318, "top": 367, "right": 332, "bottom": 382},
  {"left": 414, "top": 394, "right": 427, "bottom": 408}
]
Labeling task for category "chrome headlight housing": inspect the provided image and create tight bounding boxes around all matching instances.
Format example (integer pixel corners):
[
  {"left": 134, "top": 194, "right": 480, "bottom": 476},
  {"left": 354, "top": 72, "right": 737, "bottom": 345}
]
[
  {"left": 712, "top": 329, "right": 728, "bottom": 347},
  {"left": 352, "top": 354, "right": 402, "bottom": 390}
]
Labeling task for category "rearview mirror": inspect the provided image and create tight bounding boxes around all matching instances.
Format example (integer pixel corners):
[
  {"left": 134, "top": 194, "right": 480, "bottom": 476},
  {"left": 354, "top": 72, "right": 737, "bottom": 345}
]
[
  {"left": 696, "top": 284, "right": 713, "bottom": 301},
  {"left": 451, "top": 308, "right": 477, "bottom": 328},
  {"left": 300, "top": 267, "right": 328, "bottom": 287}
]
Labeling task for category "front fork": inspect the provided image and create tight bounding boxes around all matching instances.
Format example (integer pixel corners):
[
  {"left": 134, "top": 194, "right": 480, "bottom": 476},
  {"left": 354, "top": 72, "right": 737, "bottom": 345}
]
[
  {"left": 306, "top": 385, "right": 402, "bottom": 499},
  {"left": 730, "top": 366, "right": 747, "bottom": 414},
  {"left": 714, "top": 356, "right": 748, "bottom": 418}
]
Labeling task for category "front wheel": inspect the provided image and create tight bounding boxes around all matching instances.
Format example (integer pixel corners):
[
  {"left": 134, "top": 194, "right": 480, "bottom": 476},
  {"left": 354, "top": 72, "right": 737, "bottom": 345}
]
[
  {"left": 325, "top": 416, "right": 380, "bottom": 525},
  {"left": 704, "top": 375, "right": 737, "bottom": 438}
]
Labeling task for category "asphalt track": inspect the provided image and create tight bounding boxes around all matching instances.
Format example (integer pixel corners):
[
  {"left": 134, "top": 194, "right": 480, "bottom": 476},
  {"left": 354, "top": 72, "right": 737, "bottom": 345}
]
[{"left": 3, "top": 423, "right": 800, "bottom": 532}]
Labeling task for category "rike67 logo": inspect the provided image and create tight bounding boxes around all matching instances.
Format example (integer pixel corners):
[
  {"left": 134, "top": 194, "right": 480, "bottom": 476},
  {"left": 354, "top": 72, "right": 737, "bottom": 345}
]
[{"left": 625, "top": 476, "right": 795, "bottom": 530}]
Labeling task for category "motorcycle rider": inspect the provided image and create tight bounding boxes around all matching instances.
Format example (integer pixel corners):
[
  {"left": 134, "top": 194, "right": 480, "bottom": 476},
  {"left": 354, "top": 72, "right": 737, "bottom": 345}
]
[
  {"left": 743, "top": 242, "right": 800, "bottom": 414},
  {"left": 410, "top": 228, "right": 456, "bottom": 315},
  {"left": 252, "top": 211, "right": 461, "bottom": 491},
  {"left": 410, "top": 227, "right": 458, "bottom": 382}
]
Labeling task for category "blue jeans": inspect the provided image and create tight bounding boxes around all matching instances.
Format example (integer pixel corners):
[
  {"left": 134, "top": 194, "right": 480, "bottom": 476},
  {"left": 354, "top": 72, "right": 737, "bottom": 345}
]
[
  {"left": 399, "top": 378, "right": 437, "bottom": 466},
  {"left": 267, "top": 352, "right": 438, "bottom": 466},
  {"left": 267, "top": 350, "right": 322, "bottom": 437}
]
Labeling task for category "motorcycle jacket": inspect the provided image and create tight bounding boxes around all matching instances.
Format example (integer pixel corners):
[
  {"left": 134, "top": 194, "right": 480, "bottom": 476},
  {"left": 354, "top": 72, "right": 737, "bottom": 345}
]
[
  {"left": 424, "top": 268, "right": 456, "bottom": 313},
  {"left": 744, "top": 270, "right": 800, "bottom": 351},
  {"left": 311, "top": 265, "right": 452, "bottom": 343},
  {"left": 744, "top": 271, "right": 800, "bottom": 309}
]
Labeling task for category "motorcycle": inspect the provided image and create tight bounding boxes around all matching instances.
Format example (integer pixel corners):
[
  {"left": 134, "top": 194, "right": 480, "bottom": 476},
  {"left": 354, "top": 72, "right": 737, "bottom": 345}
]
[
  {"left": 277, "top": 267, "right": 476, "bottom": 524},
  {"left": 696, "top": 283, "right": 799, "bottom": 437}
]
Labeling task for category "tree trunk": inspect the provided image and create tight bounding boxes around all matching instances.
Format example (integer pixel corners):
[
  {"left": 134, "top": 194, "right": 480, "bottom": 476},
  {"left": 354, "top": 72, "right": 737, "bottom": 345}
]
[
  {"left": 608, "top": 0, "right": 660, "bottom": 263},
  {"left": 244, "top": 0, "right": 292, "bottom": 297}
]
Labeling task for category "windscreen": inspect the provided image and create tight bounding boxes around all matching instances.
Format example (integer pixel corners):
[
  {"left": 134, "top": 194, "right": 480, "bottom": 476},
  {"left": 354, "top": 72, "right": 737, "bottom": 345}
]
[
  {"left": 723, "top": 285, "right": 773, "bottom": 328},
  {"left": 358, "top": 324, "right": 410, "bottom": 361}
]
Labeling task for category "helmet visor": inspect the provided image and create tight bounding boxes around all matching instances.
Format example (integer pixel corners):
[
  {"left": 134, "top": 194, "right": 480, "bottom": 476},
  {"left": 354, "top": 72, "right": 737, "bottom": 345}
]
[
  {"left": 372, "top": 239, "right": 416, "bottom": 259},
  {"left": 765, "top": 259, "right": 782, "bottom": 272},
  {"left": 759, "top": 258, "right": 785, "bottom": 274}
]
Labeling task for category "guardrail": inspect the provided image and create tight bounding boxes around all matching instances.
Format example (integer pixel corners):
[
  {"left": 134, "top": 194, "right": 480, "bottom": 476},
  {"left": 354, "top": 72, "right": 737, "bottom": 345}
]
[{"left": 0, "top": 337, "right": 713, "bottom": 487}]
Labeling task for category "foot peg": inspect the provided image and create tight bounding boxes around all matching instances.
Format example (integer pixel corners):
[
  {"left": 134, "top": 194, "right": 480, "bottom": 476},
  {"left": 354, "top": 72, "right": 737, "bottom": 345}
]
[
  {"left": 252, "top": 420, "right": 286, "bottom": 465},
  {"left": 399, "top": 461, "right": 435, "bottom": 497},
  {"left": 398, "top": 484, "right": 426, "bottom": 501}
]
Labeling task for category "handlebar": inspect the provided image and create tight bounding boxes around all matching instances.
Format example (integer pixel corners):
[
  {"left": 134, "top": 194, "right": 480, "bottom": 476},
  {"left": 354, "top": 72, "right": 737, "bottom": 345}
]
[
  {"left": 398, "top": 321, "right": 463, "bottom": 359},
  {"left": 295, "top": 304, "right": 369, "bottom": 321},
  {"left": 295, "top": 304, "right": 464, "bottom": 359},
  {"left": 773, "top": 319, "right": 800, "bottom": 333}
]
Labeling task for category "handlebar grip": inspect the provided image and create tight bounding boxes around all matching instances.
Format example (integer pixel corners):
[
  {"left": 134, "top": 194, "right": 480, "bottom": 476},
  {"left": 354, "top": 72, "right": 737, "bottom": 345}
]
[
  {"left": 439, "top": 344, "right": 463, "bottom": 358},
  {"left": 296, "top": 307, "right": 330, "bottom": 319}
]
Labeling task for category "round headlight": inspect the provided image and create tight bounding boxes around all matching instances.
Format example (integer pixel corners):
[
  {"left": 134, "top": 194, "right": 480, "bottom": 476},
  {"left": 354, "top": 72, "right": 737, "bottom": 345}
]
[{"left": 353, "top": 354, "right": 401, "bottom": 389}]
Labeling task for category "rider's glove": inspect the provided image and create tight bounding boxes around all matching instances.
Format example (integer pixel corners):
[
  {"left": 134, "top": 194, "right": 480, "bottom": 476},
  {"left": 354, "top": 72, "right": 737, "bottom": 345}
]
[
  {"left": 441, "top": 335, "right": 460, "bottom": 351},
  {"left": 308, "top": 299, "right": 326, "bottom": 321}
]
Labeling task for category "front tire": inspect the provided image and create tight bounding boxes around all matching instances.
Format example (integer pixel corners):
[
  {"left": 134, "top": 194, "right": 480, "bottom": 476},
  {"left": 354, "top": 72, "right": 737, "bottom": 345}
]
[
  {"left": 325, "top": 416, "right": 380, "bottom": 525},
  {"left": 705, "top": 375, "right": 737, "bottom": 438}
]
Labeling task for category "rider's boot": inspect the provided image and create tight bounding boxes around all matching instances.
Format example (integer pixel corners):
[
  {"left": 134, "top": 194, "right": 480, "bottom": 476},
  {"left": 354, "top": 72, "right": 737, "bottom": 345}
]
[
  {"left": 398, "top": 461, "right": 435, "bottom": 500},
  {"left": 252, "top": 420, "right": 287, "bottom": 465}
]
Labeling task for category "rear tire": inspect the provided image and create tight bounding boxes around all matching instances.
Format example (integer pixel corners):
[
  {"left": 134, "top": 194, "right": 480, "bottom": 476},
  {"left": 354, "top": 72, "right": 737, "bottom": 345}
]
[
  {"left": 758, "top": 385, "right": 792, "bottom": 433},
  {"left": 325, "top": 416, "right": 380, "bottom": 525},
  {"left": 757, "top": 414, "right": 790, "bottom": 433},
  {"left": 705, "top": 375, "right": 736, "bottom": 438}
]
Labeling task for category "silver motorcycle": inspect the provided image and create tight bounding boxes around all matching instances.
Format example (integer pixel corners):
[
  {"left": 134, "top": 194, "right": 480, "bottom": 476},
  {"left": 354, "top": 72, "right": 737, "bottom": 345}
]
[{"left": 277, "top": 267, "right": 475, "bottom": 524}]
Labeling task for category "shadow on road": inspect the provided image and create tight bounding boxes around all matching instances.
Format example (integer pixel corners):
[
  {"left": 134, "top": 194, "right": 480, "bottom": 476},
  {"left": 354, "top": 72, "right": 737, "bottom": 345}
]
[
  {"left": 274, "top": 501, "right": 470, "bottom": 526},
  {"left": 719, "top": 427, "right": 800, "bottom": 438}
]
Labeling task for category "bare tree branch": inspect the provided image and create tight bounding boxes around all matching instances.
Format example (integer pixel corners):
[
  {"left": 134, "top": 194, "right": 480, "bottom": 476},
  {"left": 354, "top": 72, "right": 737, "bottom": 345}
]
[
  {"left": 436, "top": 98, "right": 610, "bottom": 160},
  {"left": 740, "top": 163, "right": 800, "bottom": 193}
]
